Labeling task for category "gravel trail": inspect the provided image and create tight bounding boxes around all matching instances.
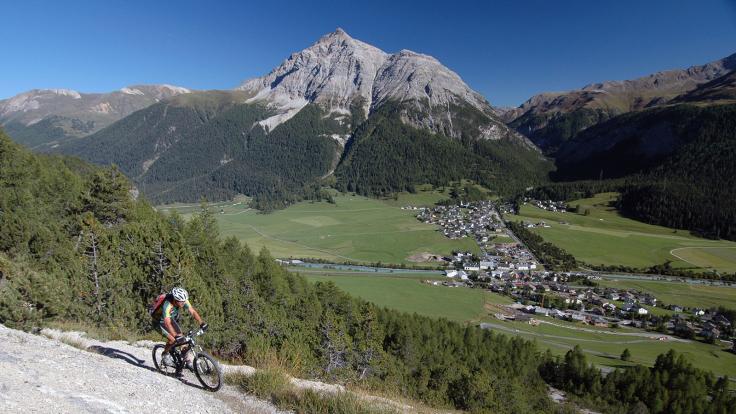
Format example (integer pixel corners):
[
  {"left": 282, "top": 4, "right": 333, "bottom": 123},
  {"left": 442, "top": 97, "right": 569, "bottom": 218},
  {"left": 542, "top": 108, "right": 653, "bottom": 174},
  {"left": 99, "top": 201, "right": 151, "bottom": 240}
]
[{"left": 0, "top": 324, "right": 283, "bottom": 414}]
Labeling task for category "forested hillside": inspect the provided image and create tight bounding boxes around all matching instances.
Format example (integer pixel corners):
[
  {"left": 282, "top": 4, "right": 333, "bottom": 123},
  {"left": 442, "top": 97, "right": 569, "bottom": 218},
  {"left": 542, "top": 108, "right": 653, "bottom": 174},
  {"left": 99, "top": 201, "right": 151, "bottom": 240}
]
[
  {"left": 57, "top": 93, "right": 343, "bottom": 209},
  {"left": 505, "top": 53, "right": 736, "bottom": 153},
  {"left": 336, "top": 103, "right": 552, "bottom": 197},
  {"left": 57, "top": 91, "right": 248, "bottom": 178},
  {"left": 144, "top": 103, "right": 343, "bottom": 209},
  {"left": 545, "top": 103, "right": 736, "bottom": 241}
]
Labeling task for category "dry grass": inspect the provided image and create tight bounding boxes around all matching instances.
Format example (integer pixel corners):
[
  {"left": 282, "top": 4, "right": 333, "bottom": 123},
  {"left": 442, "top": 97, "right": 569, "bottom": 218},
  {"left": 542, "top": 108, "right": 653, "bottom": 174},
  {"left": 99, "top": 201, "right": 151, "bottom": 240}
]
[{"left": 226, "top": 370, "right": 399, "bottom": 414}]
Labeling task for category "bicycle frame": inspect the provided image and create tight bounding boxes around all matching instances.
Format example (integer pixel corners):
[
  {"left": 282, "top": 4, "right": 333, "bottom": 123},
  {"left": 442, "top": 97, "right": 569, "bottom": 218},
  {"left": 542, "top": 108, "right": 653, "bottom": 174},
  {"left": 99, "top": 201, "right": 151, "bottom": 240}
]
[{"left": 170, "top": 328, "right": 205, "bottom": 368}]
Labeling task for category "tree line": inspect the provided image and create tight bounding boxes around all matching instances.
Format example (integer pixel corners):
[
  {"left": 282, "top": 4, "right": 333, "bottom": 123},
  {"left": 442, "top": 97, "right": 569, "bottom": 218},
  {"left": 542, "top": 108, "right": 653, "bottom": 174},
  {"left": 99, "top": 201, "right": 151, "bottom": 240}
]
[{"left": 506, "top": 221, "right": 577, "bottom": 271}]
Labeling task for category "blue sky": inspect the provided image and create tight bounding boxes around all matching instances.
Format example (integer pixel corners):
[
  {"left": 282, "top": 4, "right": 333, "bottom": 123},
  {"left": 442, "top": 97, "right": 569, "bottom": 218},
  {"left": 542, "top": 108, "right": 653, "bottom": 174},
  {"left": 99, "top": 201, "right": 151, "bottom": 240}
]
[{"left": 2, "top": 0, "right": 735, "bottom": 106}]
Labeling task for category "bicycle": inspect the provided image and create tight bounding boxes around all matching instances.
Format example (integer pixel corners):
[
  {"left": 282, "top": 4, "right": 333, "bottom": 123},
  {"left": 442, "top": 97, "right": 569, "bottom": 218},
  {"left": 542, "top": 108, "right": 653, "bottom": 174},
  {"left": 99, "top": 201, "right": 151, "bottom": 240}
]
[{"left": 152, "top": 326, "right": 223, "bottom": 391}]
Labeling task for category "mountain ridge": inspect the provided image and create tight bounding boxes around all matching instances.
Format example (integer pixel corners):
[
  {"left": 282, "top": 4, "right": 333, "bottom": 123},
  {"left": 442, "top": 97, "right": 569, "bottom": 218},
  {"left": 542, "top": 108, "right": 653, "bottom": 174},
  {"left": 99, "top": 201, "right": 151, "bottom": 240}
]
[
  {"left": 51, "top": 29, "right": 546, "bottom": 206},
  {"left": 1, "top": 84, "right": 191, "bottom": 148},
  {"left": 506, "top": 52, "right": 736, "bottom": 152}
]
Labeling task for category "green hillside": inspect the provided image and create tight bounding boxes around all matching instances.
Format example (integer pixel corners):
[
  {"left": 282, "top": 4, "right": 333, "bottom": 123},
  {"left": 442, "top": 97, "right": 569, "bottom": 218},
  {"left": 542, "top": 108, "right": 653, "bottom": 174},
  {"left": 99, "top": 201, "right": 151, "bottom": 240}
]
[{"left": 336, "top": 103, "right": 552, "bottom": 197}]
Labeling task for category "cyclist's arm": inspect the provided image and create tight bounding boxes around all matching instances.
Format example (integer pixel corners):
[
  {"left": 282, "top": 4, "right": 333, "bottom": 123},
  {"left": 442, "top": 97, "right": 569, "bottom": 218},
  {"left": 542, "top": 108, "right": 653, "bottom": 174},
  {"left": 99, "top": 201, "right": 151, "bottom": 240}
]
[{"left": 188, "top": 305, "right": 203, "bottom": 325}]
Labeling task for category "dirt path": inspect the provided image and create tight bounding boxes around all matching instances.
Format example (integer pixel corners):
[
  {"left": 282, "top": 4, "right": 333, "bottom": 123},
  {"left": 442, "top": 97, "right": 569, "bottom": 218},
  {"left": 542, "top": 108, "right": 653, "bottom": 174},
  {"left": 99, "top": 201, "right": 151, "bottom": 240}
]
[
  {"left": 536, "top": 320, "right": 690, "bottom": 342},
  {"left": 669, "top": 246, "right": 736, "bottom": 268}
]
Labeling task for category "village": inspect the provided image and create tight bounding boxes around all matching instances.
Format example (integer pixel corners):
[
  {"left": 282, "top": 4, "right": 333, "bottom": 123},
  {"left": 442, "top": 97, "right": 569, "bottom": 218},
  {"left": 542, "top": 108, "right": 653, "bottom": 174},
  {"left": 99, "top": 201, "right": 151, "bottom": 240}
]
[{"left": 413, "top": 199, "right": 735, "bottom": 348}]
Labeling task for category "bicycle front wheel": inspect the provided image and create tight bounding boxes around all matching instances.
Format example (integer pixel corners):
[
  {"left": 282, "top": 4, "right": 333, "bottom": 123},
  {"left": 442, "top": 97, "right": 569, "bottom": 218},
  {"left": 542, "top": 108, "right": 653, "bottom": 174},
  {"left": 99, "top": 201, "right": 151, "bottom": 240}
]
[{"left": 193, "top": 351, "right": 222, "bottom": 391}]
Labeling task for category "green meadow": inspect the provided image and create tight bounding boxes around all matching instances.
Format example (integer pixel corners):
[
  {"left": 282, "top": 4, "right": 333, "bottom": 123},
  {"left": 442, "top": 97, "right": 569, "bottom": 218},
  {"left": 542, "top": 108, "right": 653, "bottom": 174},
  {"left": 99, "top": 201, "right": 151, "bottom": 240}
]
[
  {"left": 509, "top": 193, "right": 736, "bottom": 272},
  {"left": 480, "top": 317, "right": 736, "bottom": 379},
  {"left": 159, "top": 192, "right": 479, "bottom": 265},
  {"left": 300, "top": 271, "right": 512, "bottom": 322},
  {"left": 597, "top": 278, "right": 736, "bottom": 309}
]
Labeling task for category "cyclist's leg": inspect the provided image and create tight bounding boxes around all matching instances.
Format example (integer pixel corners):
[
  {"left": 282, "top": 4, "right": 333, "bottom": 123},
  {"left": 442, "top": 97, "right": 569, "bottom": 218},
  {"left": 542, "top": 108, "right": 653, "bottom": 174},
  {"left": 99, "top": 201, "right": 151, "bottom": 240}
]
[{"left": 161, "top": 319, "right": 182, "bottom": 354}]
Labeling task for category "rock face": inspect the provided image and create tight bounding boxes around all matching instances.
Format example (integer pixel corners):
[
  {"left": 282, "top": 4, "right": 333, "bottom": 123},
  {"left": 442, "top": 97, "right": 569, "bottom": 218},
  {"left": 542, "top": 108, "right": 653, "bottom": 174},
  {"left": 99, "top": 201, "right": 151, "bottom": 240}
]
[
  {"left": 0, "top": 324, "right": 412, "bottom": 413},
  {"left": 370, "top": 49, "right": 489, "bottom": 112},
  {"left": 238, "top": 28, "right": 387, "bottom": 127},
  {"left": 0, "top": 84, "right": 191, "bottom": 147},
  {"left": 507, "top": 52, "right": 736, "bottom": 152},
  {"left": 672, "top": 69, "right": 736, "bottom": 103},
  {"left": 0, "top": 324, "right": 281, "bottom": 414},
  {"left": 238, "top": 28, "right": 527, "bottom": 144}
]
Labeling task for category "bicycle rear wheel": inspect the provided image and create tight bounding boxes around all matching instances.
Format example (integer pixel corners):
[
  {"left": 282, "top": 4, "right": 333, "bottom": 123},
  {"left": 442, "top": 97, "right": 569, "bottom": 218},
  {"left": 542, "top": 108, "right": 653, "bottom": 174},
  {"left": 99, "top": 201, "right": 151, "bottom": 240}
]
[
  {"left": 152, "top": 344, "right": 178, "bottom": 376},
  {"left": 193, "top": 351, "right": 222, "bottom": 391}
]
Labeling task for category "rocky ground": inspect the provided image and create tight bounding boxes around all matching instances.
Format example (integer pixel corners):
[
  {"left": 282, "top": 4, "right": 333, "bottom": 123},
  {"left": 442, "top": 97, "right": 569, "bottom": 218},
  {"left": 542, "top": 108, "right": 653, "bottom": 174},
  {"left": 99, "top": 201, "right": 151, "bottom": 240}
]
[
  {"left": 0, "top": 324, "right": 284, "bottom": 413},
  {"left": 0, "top": 324, "right": 415, "bottom": 414}
]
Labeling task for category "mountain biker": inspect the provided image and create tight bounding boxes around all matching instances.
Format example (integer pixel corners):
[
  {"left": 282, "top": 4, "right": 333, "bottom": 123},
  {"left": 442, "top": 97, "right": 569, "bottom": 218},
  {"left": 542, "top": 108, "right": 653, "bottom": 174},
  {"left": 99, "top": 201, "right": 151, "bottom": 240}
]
[{"left": 151, "top": 287, "right": 206, "bottom": 371}]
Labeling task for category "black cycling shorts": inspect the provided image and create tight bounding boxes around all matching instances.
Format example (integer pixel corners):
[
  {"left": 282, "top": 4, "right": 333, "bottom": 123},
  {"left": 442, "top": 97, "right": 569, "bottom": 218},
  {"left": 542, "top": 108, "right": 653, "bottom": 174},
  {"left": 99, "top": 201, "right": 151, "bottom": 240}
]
[{"left": 154, "top": 318, "right": 181, "bottom": 338}]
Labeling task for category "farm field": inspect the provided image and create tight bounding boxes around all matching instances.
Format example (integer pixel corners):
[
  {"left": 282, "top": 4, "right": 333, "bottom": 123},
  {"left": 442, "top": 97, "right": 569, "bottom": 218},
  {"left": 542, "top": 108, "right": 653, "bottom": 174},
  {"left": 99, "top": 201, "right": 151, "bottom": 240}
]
[
  {"left": 158, "top": 193, "right": 479, "bottom": 265},
  {"left": 479, "top": 316, "right": 736, "bottom": 379},
  {"left": 597, "top": 278, "right": 736, "bottom": 309},
  {"left": 300, "top": 271, "right": 513, "bottom": 322},
  {"left": 509, "top": 193, "right": 736, "bottom": 272}
]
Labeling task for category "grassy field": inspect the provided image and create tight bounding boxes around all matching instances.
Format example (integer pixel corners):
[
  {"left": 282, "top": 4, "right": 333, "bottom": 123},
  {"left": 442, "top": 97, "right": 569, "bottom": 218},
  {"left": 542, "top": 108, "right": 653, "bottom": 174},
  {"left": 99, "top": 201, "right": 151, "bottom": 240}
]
[
  {"left": 159, "top": 192, "right": 480, "bottom": 265},
  {"left": 300, "top": 271, "right": 512, "bottom": 322},
  {"left": 480, "top": 316, "right": 736, "bottom": 379},
  {"left": 509, "top": 193, "right": 736, "bottom": 272},
  {"left": 597, "top": 278, "right": 736, "bottom": 309}
]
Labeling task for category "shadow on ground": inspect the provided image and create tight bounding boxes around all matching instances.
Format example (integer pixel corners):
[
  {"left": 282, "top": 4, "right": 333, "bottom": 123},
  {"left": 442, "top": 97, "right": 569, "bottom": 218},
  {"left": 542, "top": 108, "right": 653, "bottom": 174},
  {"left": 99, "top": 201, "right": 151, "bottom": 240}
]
[
  {"left": 87, "top": 345, "right": 207, "bottom": 391},
  {"left": 88, "top": 345, "right": 156, "bottom": 372}
]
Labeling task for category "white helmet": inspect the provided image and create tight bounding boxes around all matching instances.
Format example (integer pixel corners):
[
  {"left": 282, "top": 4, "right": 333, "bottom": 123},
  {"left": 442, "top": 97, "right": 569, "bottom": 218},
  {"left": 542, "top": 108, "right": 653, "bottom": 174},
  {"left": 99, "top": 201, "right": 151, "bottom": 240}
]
[{"left": 171, "top": 287, "right": 189, "bottom": 302}]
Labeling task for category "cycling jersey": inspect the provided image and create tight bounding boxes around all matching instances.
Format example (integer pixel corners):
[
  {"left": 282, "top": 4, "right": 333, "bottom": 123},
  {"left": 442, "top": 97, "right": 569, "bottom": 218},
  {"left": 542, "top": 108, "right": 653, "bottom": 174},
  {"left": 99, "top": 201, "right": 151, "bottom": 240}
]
[{"left": 152, "top": 298, "right": 191, "bottom": 324}]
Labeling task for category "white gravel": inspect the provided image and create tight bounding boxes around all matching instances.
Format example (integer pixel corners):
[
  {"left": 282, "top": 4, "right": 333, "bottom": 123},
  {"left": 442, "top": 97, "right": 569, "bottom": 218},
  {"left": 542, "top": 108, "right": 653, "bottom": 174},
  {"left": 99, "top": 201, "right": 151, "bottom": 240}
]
[
  {"left": 0, "top": 324, "right": 416, "bottom": 413},
  {"left": 0, "top": 324, "right": 283, "bottom": 414}
]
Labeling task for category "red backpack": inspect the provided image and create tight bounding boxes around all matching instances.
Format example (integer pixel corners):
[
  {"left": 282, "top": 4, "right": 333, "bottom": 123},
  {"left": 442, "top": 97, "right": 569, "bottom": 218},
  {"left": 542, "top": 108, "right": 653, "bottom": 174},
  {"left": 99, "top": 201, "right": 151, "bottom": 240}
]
[{"left": 148, "top": 293, "right": 168, "bottom": 316}]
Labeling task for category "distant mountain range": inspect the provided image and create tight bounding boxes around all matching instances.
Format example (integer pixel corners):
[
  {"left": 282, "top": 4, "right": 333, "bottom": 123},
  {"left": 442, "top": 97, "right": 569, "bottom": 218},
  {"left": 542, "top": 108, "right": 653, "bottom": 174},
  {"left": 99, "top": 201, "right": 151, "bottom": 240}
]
[
  {"left": 36, "top": 29, "right": 549, "bottom": 206},
  {"left": 504, "top": 53, "right": 736, "bottom": 153},
  {"left": 0, "top": 85, "right": 190, "bottom": 149}
]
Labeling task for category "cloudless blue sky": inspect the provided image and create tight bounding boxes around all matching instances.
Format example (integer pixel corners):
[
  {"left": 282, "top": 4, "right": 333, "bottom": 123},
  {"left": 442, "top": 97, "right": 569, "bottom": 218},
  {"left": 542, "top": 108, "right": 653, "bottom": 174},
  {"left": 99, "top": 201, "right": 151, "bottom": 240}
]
[{"left": 2, "top": 0, "right": 735, "bottom": 106}]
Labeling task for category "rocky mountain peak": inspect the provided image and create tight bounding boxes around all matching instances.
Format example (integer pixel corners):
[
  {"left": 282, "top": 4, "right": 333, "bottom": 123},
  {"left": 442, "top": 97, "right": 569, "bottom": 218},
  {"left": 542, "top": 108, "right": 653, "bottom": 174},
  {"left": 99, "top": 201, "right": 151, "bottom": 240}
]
[
  {"left": 371, "top": 48, "right": 490, "bottom": 114},
  {"left": 0, "top": 84, "right": 192, "bottom": 144},
  {"left": 237, "top": 28, "right": 389, "bottom": 130},
  {"left": 120, "top": 84, "right": 191, "bottom": 100},
  {"left": 237, "top": 29, "right": 500, "bottom": 135}
]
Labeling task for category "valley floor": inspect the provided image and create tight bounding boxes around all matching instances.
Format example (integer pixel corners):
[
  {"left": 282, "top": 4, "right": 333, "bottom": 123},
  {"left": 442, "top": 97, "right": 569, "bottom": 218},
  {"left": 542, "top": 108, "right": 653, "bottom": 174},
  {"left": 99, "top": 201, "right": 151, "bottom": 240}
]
[
  {"left": 509, "top": 193, "right": 736, "bottom": 272},
  {"left": 159, "top": 192, "right": 479, "bottom": 265}
]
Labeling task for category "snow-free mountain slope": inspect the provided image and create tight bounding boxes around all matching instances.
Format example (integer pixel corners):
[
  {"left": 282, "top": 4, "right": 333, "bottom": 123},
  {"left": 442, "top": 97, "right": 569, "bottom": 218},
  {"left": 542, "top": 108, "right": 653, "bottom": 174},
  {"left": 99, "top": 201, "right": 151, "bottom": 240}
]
[
  {"left": 0, "top": 84, "right": 191, "bottom": 148},
  {"left": 236, "top": 28, "right": 528, "bottom": 144},
  {"left": 237, "top": 28, "right": 388, "bottom": 130},
  {"left": 507, "top": 52, "right": 736, "bottom": 152}
]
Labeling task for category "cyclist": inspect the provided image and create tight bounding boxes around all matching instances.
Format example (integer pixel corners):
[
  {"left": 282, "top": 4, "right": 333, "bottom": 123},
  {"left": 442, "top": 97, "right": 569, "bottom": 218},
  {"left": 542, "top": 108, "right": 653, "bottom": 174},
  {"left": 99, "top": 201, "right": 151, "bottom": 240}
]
[{"left": 151, "top": 287, "right": 206, "bottom": 370}]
